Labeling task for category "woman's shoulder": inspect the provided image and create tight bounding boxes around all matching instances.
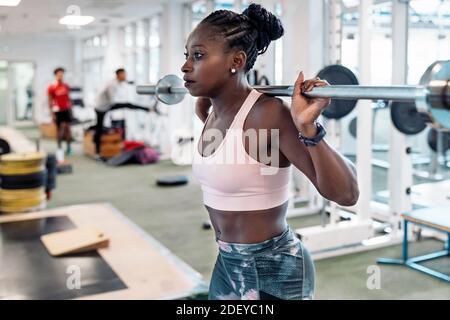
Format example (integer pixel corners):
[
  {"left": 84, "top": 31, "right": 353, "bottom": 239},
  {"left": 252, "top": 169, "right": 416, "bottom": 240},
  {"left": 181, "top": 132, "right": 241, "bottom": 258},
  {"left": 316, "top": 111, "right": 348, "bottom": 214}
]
[{"left": 248, "top": 93, "right": 292, "bottom": 128}]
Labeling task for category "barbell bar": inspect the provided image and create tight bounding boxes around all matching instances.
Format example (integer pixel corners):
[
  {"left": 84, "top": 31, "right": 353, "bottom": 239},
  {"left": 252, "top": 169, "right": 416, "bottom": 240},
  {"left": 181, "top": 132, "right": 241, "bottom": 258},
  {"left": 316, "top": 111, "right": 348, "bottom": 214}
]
[{"left": 136, "top": 60, "right": 450, "bottom": 129}]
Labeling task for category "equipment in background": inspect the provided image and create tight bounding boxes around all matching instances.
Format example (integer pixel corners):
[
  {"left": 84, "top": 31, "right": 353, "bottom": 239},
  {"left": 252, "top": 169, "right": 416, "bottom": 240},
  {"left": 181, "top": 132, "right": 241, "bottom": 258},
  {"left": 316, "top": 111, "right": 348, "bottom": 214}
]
[
  {"left": 156, "top": 175, "right": 188, "bottom": 187},
  {"left": 0, "top": 152, "right": 47, "bottom": 214},
  {"left": 426, "top": 127, "right": 450, "bottom": 177},
  {"left": 247, "top": 69, "right": 270, "bottom": 86},
  {"left": 105, "top": 141, "right": 159, "bottom": 166},
  {"left": 171, "top": 129, "right": 195, "bottom": 166},
  {"left": 45, "top": 154, "right": 57, "bottom": 199},
  {"left": 70, "top": 86, "right": 84, "bottom": 109}
]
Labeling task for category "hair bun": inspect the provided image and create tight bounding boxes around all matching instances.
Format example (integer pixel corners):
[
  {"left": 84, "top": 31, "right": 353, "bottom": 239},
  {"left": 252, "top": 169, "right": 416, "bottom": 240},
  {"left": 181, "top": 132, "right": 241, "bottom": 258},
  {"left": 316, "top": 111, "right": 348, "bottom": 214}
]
[{"left": 242, "top": 3, "right": 284, "bottom": 54}]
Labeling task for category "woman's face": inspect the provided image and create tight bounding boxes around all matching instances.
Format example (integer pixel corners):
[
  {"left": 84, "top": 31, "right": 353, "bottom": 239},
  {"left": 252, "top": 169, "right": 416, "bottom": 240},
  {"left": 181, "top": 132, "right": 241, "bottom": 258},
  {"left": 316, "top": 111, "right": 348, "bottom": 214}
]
[{"left": 181, "top": 24, "right": 235, "bottom": 98}]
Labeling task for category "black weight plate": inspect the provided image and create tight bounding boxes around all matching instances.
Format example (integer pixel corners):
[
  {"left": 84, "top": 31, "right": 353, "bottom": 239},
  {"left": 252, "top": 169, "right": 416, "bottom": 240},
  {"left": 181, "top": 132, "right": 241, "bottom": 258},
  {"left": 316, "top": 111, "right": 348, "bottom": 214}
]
[
  {"left": 0, "top": 139, "right": 10, "bottom": 156},
  {"left": 427, "top": 128, "right": 450, "bottom": 152},
  {"left": 349, "top": 117, "right": 357, "bottom": 138},
  {"left": 45, "top": 154, "right": 57, "bottom": 190},
  {"left": 317, "top": 65, "right": 359, "bottom": 119},
  {"left": 156, "top": 175, "right": 188, "bottom": 187},
  {"left": 390, "top": 101, "right": 428, "bottom": 135},
  {"left": 0, "top": 171, "right": 47, "bottom": 190}
]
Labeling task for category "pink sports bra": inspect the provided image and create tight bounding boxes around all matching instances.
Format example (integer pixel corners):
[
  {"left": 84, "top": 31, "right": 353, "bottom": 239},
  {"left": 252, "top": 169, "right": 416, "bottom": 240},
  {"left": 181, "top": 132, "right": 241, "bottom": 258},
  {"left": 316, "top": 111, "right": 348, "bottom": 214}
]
[{"left": 192, "top": 89, "right": 291, "bottom": 211}]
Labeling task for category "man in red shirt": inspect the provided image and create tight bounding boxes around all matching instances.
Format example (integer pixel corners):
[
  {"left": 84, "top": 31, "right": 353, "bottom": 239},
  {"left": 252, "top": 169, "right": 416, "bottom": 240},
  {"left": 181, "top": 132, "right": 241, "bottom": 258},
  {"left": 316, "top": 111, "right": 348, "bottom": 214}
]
[{"left": 48, "top": 67, "right": 72, "bottom": 154}]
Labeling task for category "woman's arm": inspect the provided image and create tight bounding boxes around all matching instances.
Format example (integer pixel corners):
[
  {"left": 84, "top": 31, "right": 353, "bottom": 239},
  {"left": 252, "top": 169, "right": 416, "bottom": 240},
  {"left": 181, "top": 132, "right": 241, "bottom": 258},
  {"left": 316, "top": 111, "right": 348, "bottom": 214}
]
[
  {"left": 289, "top": 71, "right": 359, "bottom": 206},
  {"left": 259, "top": 72, "right": 359, "bottom": 206}
]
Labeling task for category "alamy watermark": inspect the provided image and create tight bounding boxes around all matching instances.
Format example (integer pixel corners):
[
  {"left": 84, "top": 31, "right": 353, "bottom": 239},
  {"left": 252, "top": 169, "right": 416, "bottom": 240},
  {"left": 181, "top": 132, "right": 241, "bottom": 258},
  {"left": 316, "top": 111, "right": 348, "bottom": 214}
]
[
  {"left": 366, "top": 265, "right": 381, "bottom": 290},
  {"left": 66, "top": 265, "right": 82, "bottom": 290},
  {"left": 176, "top": 128, "right": 283, "bottom": 176}
]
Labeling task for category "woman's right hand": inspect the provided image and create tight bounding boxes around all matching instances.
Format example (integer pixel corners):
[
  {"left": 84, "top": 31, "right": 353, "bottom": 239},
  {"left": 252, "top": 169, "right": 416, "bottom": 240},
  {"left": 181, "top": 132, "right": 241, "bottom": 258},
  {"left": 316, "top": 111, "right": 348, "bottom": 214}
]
[{"left": 195, "top": 97, "right": 212, "bottom": 123}]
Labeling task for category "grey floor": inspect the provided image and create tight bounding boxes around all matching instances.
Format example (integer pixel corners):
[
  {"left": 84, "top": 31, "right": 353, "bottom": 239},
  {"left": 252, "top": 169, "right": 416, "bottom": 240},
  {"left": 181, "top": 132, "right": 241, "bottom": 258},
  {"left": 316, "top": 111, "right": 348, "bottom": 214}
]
[{"left": 18, "top": 126, "right": 450, "bottom": 300}]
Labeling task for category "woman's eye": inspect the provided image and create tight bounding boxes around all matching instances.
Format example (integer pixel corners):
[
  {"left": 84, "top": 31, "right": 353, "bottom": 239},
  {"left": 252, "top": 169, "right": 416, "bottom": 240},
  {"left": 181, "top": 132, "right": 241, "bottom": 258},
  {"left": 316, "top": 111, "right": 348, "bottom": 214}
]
[
  {"left": 194, "top": 52, "right": 203, "bottom": 60},
  {"left": 184, "top": 52, "right": 189, "bottom": 60}
]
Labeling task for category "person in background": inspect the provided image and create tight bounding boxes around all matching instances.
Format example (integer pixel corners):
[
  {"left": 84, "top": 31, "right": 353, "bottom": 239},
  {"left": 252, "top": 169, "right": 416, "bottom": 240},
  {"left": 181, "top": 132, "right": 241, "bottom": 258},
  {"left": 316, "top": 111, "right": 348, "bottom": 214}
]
[
  {"left": 93, "top": 68, "right": 135, "bottom": 159},
  {"left": 47, "top": 67, "right": 73, "bottom": 155}
]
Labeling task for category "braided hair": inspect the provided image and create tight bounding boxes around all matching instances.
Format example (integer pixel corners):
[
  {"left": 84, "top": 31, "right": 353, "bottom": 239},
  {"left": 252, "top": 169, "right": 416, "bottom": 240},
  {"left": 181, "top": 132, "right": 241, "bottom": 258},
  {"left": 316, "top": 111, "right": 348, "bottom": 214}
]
[{"left": 200, "top": 3, "right": 284, "bottom": 72}]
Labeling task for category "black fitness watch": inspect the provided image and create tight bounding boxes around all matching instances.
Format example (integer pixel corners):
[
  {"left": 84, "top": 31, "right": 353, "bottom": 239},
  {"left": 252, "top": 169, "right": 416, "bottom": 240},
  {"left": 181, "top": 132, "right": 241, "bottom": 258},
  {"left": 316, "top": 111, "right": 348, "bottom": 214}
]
[{"left": 298, "top": 122, "right": 326, "bottom": 147}]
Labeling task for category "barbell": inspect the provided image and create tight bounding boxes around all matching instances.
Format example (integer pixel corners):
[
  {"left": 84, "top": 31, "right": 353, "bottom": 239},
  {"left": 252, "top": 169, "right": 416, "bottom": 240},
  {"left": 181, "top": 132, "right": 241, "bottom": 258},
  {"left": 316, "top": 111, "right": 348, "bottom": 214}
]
[{"left": 136, "top": 60, "right": 450, "bottom": 129}]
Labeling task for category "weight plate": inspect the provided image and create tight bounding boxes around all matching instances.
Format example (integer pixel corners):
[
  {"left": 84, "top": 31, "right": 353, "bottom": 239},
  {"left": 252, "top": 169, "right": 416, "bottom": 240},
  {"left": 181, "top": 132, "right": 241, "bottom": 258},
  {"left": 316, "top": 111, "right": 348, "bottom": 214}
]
[
  {"left": 156, "top": 74, "right": 185, "bottom": 105},
  {"left": 0, "top": 171, "right": 47, "bottom": 190},
  {"left": 0, "top": 139, "right": 10, "bottom": 156},
  {"left": 0, "top": 187, "right": 45, "bottom": 199},
  {"left": 417, "top": 60, "right": 450, "bottom": 129},
  {"left": 390, "top": 101, "right": 428, "bottom": 135},
  {"left": 427, "top": 128, "right": 450, "bottom": 153},
  {"left": 0, "top": 152, "right": 46, "bottom": 163},
  {"left": 317, "top": 65, "right": 359, "bottom": 119},
  {"left": 349, "top": 117, "right": 357, "bottom": 138},
  {"left": 0, "top": 164, "right": 45, "bottom": 175},
  {"left": 156, "top": 175, "right": 188, "bottom": 186}
]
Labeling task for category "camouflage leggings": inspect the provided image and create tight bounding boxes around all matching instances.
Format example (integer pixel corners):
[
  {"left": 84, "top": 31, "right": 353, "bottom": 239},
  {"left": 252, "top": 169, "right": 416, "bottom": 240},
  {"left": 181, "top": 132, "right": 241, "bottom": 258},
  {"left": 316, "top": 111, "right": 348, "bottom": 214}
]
[{"left": 208, "top": 227, "right": 315, "bottom": 300}]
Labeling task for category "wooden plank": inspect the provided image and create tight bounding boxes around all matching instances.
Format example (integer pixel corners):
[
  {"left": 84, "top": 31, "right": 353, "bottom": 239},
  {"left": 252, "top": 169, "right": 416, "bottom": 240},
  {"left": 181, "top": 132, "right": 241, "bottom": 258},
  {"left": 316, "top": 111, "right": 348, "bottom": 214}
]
[{"left": 41, "top": 227, "right": 110, "bottom": 256}]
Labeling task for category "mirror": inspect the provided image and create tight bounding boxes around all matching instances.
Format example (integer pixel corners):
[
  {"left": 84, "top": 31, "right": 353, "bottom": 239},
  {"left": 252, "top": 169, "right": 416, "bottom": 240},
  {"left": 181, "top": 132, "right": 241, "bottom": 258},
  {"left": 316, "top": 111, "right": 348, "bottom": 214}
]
[{"left": 9, "top": 62, "right": 35, "bottom": 122}]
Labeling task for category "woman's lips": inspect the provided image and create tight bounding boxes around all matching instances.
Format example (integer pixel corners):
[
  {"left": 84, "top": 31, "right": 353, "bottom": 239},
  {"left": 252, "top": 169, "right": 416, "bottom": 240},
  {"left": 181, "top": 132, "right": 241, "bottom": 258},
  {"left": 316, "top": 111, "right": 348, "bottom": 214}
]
[{"left": 184, "top": 81, "right": 195, "bottom": 88}]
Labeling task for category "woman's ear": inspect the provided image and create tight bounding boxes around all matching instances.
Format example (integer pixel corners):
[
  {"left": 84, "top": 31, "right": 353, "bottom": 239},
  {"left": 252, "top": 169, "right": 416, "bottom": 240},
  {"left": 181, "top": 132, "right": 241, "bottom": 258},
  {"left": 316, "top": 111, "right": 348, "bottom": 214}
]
[{"left": 232, "top": 51, "right": 247, "bottom": 71}]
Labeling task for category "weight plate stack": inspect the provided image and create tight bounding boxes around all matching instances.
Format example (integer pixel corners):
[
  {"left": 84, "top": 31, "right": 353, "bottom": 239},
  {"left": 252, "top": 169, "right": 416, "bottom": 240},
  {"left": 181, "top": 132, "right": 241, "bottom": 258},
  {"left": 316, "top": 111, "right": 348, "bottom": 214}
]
[{"left": 0, "top": 152, "right": 47, "bottom": 214}]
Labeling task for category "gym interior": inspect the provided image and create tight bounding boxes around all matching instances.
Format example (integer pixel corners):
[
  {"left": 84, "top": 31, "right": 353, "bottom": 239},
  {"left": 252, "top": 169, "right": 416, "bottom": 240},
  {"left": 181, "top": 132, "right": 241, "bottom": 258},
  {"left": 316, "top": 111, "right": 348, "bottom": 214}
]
[{"left": 0, "top": 0, "right": 449, "bottom": 301}]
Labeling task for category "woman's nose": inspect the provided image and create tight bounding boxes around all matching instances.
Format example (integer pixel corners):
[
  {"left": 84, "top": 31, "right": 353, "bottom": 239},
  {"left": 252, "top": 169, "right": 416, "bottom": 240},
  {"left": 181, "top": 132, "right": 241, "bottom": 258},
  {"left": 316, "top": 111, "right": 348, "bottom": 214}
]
[{"left": 181, "top": 59, "right": 191, "bottom": 74}]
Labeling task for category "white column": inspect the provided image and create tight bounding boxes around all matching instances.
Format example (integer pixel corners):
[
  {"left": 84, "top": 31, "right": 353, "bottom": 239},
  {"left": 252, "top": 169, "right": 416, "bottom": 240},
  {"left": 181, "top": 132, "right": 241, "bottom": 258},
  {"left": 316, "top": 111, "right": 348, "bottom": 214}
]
[
  {"left": 103, "top": 27, "right": 125, "bottom": 79},
  {"left": 159, "top": 1, "right": 192, "bottom": 157},
  {"left": 389, "top": 0, "right": 412, "bottom": 231},
  {"left": 282, "top": 0, "right": 325, "bottom": 84},
  {"left": 355, "top": 0, "right": 373, "bottom": 221}
]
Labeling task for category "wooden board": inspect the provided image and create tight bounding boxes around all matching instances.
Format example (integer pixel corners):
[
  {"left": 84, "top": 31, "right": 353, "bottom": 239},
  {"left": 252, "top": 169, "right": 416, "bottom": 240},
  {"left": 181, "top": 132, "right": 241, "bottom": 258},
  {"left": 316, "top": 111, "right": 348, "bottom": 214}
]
[
  {"left": 39, "top": 123, "right": 57, "bottom": 139},
  {"left": 0, "top": 203, "right": 204, "bottom": 299},
  {"left": 41, "top": 227, "right": 110, "bottom": 256},
  {"left": 83, "top": 131, "right": 123, "bottom": 159}
]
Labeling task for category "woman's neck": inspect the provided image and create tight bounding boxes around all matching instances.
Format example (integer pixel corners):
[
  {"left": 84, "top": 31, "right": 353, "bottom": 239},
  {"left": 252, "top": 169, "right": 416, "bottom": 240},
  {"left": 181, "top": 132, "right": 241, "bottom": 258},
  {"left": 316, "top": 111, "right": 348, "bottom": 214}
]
[{"left": 210, "top": 76, "right": 252, "bottom": 119}]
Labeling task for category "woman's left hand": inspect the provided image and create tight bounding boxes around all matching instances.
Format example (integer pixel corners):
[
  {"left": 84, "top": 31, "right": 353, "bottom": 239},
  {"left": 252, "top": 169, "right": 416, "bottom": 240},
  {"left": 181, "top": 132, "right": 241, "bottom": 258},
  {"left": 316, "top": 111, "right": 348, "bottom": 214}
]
[{"left": 291, "top": 71, "right": 331, "bottom": 136}]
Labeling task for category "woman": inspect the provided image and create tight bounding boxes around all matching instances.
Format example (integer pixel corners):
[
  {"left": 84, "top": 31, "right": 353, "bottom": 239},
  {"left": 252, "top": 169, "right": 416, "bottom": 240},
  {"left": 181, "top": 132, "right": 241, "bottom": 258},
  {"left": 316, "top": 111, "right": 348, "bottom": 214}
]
[{"left": 182, "top": 4, "right": 359, "bottom": 300}]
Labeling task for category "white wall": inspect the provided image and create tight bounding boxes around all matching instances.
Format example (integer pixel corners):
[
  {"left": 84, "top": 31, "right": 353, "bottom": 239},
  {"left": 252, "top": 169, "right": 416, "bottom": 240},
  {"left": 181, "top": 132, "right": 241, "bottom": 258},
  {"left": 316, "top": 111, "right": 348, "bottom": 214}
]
[{"left": 0, "top": 35, "right": 76, "bottom": 124}]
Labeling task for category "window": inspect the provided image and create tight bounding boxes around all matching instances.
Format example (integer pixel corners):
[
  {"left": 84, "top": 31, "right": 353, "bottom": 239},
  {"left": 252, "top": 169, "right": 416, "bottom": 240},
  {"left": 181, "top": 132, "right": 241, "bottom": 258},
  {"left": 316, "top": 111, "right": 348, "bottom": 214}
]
[
  {"left": 215, "top": 0, "right": 234, "bottom": 11},
  {"left": 408, "top": 0, "right": 450, "bottom": 84},
  {"left": 124, "top": 25, "right": 134, "bottom": 48},
  {"left": 274, "top": 2, "right": 283, "bottom": 85},
  {"left": 149, "top": 15, "right": 161, "bottom": 84},
  {"left": 191, "top": 0, "right": 208, "bottom": 29}
]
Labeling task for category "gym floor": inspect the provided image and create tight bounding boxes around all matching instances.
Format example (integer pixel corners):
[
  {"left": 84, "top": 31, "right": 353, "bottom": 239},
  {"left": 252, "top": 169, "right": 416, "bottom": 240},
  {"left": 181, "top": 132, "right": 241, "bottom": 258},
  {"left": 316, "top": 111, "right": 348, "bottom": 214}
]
[{"left": 19, "top": 123, "right": 450, "bottom": 300}]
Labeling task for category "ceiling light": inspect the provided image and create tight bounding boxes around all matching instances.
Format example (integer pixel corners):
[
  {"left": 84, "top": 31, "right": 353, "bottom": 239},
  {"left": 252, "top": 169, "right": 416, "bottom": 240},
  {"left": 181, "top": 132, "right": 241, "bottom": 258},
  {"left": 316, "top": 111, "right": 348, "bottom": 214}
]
[
  {"left": 59, "top": 15, "right": 95, "bottom": 26},
  {"left": 0, "top": 0, "right": 21, "bottom": 6}
]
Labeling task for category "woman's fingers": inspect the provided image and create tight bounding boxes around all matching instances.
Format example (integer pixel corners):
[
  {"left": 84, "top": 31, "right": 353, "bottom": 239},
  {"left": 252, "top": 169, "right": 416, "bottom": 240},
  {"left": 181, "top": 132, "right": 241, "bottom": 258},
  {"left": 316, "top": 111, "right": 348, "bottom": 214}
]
[{"left": 293, "top": 71, "right": 305, "bottom": 97}]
